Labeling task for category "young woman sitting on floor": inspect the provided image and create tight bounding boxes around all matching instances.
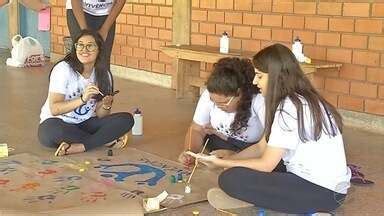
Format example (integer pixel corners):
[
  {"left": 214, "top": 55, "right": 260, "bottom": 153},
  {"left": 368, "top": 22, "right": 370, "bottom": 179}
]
[
  {"left": 194, "top": 44, "right": 351, "bottom": 214},
  {"left": 179, "top": 57, "right": 265, "bottom": 166},
  {"left": 38, "top": 29, "right": 134, "bottom": 156}
]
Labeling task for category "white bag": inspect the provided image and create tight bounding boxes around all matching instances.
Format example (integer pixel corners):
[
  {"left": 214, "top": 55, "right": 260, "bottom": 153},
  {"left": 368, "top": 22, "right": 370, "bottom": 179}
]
[{"left": 6, "top": 35, "right": 45, "bottom": 67}]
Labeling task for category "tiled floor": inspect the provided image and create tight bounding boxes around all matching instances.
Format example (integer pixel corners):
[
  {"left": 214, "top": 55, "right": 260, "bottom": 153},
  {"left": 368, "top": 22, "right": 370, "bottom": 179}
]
[{"left": 0, "top": 53, "right": 383, "bottom": 215}]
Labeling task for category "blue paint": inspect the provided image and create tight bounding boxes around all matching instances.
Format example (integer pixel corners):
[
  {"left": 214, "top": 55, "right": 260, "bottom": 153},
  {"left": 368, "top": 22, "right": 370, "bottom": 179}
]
[
  {"left": 95, "top": 163, "right": 166, "bottom": 186},
  {"left": 258, "top": 208, "right": 265, "bottom": 216}
]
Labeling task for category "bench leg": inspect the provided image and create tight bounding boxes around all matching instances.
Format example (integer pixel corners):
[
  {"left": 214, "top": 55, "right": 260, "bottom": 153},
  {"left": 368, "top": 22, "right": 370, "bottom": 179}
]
[{"left": 175, "top": 59, "right": 200, "bottom": 100}]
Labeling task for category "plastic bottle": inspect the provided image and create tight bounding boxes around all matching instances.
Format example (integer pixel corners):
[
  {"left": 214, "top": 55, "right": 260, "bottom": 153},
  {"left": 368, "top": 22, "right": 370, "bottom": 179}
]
[
  {"left": 292, "top": 37, "right": 305, "bottom": 62},
  {"left": 219, "top": 31, "right": 229, "bottom": 54},
  {"left": 132, "top": 108, "right": 143, "bottom": 136}
]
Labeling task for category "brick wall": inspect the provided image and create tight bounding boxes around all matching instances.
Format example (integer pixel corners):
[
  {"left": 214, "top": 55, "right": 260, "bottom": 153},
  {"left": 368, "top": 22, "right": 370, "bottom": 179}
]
[
  {"left": 50, "top": 0, "right": 384, "bottom": 116},
  {"left": 50, "top": 0, "right": 174, "bottom": 78},
  {"left": 191, "top": 0, "right": 384, "bottom": 116}
]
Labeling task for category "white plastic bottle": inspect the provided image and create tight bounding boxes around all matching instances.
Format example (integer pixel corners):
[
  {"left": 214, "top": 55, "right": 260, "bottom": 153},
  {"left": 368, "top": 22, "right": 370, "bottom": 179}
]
[
  {"left": 292, "top": 37, "right": 303, "bottom": 61},
  {"left": 132, "top": 108, "right": 143, "bottom": 136},
  {"left": 219, "top": 31, "right": 229, "bottom": 54}
]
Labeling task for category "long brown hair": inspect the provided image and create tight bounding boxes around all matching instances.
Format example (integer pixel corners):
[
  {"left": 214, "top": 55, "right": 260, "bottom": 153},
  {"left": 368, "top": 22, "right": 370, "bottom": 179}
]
[
  {"left": 252, "top": 44, "right": 342, "bottom": 142},
  {"left": 207, "top": 57, "right": 260, "bottom": 133}
]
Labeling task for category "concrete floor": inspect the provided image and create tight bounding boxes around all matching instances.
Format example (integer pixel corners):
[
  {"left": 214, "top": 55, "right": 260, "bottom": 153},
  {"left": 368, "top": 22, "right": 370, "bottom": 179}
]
[{"left": 0, "top": 51, "right": 383, "bottom": 215}]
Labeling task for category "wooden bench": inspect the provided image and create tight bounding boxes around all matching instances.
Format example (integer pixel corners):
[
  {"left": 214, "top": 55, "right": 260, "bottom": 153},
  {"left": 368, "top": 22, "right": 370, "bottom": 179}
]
[{"left": 160, "top": 45, "right": 342, "bottom": 99}]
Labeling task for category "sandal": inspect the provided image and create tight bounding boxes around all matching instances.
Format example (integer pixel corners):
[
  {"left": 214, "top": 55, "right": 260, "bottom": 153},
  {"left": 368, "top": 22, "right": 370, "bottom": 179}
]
[
  {"left": 54, "top": 142, "right": 71, "bottom": 156},
  {"left": 106, "top": 133, "right": 129, "bottom": 149},
  {"left": 348, "top": 164, "right": 374, "bottom": 186}
]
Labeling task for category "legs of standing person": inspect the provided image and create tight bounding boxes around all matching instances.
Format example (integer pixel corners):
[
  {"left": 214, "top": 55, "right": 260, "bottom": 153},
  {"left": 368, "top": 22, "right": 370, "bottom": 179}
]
[
  {"left": 78, "top": 112, "right": 134, "bottom": 150},
  {"left": 218, "top": 167, "right": 346, "bottom": 214}
]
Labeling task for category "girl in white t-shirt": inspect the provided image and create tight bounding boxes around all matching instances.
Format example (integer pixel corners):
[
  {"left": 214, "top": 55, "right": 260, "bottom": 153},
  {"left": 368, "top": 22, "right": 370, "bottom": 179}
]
[
  {"left": 179, "top": 57, "right": 265, "bottom": 166},
  {"left": 38, "top": 29, "right": 134, "bottom": 156},
  {"left": 196, "top": 44, "right": 351, "bottom": 214}
]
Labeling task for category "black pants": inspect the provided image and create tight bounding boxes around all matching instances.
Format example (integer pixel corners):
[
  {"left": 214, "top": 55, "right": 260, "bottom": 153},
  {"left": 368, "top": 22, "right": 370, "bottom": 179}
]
[
  {"left": 66, "top": 9, "right": 115, "bottom": 67},
  {"left": 205, "top": 134, "right": 254, "bottom": 152},
  {"left": 38, "top": 113, "right": 134, "bottom": 151},
  {"left": 219, "top": 167, "right": 346, "bottom": 214}
]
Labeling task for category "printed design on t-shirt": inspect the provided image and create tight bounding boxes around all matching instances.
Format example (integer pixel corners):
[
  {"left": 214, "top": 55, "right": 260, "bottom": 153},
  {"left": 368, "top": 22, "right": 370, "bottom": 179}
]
[
  {"left": 215, "top": 123, "right": 248, "bottom": 142},
  {"left": 66, "top": 87, "right": 96, "bottom": 117},
  {"left": 83, "top": 0, "right": 113, "bottom": 10}
]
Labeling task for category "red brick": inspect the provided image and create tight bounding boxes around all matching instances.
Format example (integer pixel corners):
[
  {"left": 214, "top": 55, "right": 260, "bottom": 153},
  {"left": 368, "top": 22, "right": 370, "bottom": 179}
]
[
  {"left": 152, "top": 62, "right": 166, "bottom": 73},
  {"left": 159, "top": 29, "right": 172, "bottom": 41},
  {"left": 355, "top": 19, "right": 383, "bottom": 34},
  {"left": 166, "top": 64, "right": 174, "bottom": 76},
  {"left": 272, "top": 29, "right": 292, "bottom": 42},
  {"left": 217, "top": 0, "right": 234, "bottom": 10},
  {"left": 320, "top": 92, "right": 338, "bottom": 107},
  {"left": 234, "top": 0, "right": 252, "bottom": 11},
  {"left": 340, "top": 64, "right": 366, "bottom": 81},
  {"left": 225, "top": 12, "right": 243, "bottom": 24},
  {"left": 315, "top": 68, "right": 339, "bottom": 78},
  {"left": 294, "top": 2, "right": 316, "bottom": 14},
  {"left": 121, "top": 24, "right": 133, "bottom": 35},
  {"left": 253, "top": 0, "right": 272, "bottom": 12},
  {"left": 372, "top": 3, "right": 384, "bottom": 17},
  {"left": 159, "top": 6, "right": 172, "bottom": 17},
  {"left": 146, "top": 28, "right": 159, "bottom": 39},
  {"left": 133, "top": 48, "right": 146, "bottom": 58},
  {"left": 368, "top": 37, "right": 384, "bottom": 51},
  {"left": 382, "top": 54, "right": 384, "bottom": 67},
  {"left": 310, "top": 74, "right": 325, "bottom": 90},
  {"left": 207, "top": 35, "right": 220, "bottom": 47},
  {"left": 114, "top": 55, "right": 126, "bottom": 66},
  {"left": 242, "top": 39, "right": 261, "bottom": 52},
  {"left": 234, "top": 26, "right": 252, "bottom": 38},
  {"left": 343, "top": 3, "right": 370, "bottom": 17},
  {"left": 380, "top": 86, "right": 384, "bottom": 99},
  {"left": 192, "top": 0, "right": 199, "bottom": 8},
  {"left": 133, "top": 26, "right": 145, "bottom": 37},
  {"left": 166, "top": 18, "right": 172, "bottom": 29},
  {"left": 200, "top": 23, "right": 216, "bottom": 34},
  {"left": 200, "top": 0, "right": 216, "bottom": 9},
  {"left": 159, "top": 52, "right": 173, "bottom": 63},
  {"left": 353, "top": 51, "right": 380, "bottom": 67},
  {"left": 208, "top": 11, "right": 225, "bottom": 23},
  {"left": 122, "top": 3, "right": 133, "bottom": 13},
  {"left": 351, "top": 82, "right": 377, "bottom": 98},
  {"left": 139, "top": 16, "right": 152, "bottom": 27},
  {"left": 283, "top": 16, "right": 304, "bottom": 29},
  {"left": 252, "top": 27, "right": 271, "bottom": 40},
  {"left": 329, "top": 18, "right": 354, "bottom": 32},
  {"left": 229, "top": 38, "right": 242, "bottom": 50},
  {"left": 139, "top": 60, "right": 151, "bottom": 71},
  {"left": 293, "top": 30, "right": 315, "bottom": 45},
  {"left": 127, "top": 15, "right": 139, "bottom": 25},
  {"left": 339, "top": 95, "right": 364, "bottom": 112},
  {"left": 243, "top": 13, "right": 262, "bottom": 26},
  {"left": 317, "top": 2, "right": 342, "bottom": 16},
  {"left": 273, "top": 0, "right": 293, "bottom": 13},
  {"left": 327, "top": 48, "right": 352, "bottom": 64},
  {"left": 114, "top": 34, "right": 127, "bottom": 45},
  {"left": 316, "top": 33, "right": 340, "bottom": 47},
  {"left": 303, "top": 46, "right": 326, "bottom": 61},
  {"left": 191, "top": 22, "right": 199, "bottom": 33},
  {"left": 52, "top": 7, "right": 63, "bottom": 16},
  {"left": 139, "top": 38, "right": 152, "bottom": 49},
  {"left": 325, "top": 78, "right": 350, "bottom": 94},
  {"left": 140, "top": 0, "right": 151, "bottom": 3},
  {"left": 216, "top": 24, "right": 233, "bottom": 36},
  {"left": 121, "top": 46, "right": 133, "bottom": 57},
  {"left": 146, "top": 5, "right": 159, "bottom": 16},
  {"left": 305, "top": 17, "right": 328, "bottom": 31},
  {"left": 192, "top": 10, "right": 207, "bottom": 21},
  {"left": 152, "top": 17, "right": 166, "bottom": 28},
  {"left": 262, "top": 14, "right": 282, "bottom": 27},
  {"left": 191, "top": 34, "right": 207, "bottom": 45},
  {"left": 365, "top": 99, "right": 384, "bottom": 115},
  {"left": 152, "top": 40, "right": 165, "bottom": 50},
  {"left": 133, "top": 4, "right": 145, "bottom": 15},
  {"left": 152, "top": 0, "right": 166, "bottom": 4},
  {"left": 367, "top": 67, "right": 384, "bottom": 84},
  {"left": 341, "top": 34, "right": 367, "bottom": 49},
  {"left": 127, "top": 58, "right": 139, "bottom": 68},
  {"left": 112, "top": 44, "right": 120, "bottom": 55}
]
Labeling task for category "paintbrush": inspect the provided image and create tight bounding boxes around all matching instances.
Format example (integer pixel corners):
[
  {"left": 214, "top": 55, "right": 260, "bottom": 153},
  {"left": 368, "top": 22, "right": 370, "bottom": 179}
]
[{"left": 187, "top": 138, "right": 209, "bottom": 184}]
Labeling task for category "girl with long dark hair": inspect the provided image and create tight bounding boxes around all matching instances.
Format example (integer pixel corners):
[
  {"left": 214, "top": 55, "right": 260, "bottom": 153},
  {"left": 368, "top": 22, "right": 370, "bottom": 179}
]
[
  {"left": 179, "top": 57, "right": 265, "bottom": 166},
  {"left": 38, "top": 29, "right": 134, "bottom": 156},
  {"left": 195, "top": 44, "right": 351, "bottom": 214}
]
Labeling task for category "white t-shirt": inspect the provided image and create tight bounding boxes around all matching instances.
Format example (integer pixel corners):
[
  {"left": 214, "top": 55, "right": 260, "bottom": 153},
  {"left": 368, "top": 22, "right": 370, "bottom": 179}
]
[
  {"left": 268, "top": 97, "right": 351, "bottom": 194},
  {"left": 193, "top": 90, "right": 265, "bottom": 143},
  {"left": 40, "top": 61, "right": 98, "bottom": 124},
  {"left": 66, "top": 0, "right": 115, "bottom": 16}
]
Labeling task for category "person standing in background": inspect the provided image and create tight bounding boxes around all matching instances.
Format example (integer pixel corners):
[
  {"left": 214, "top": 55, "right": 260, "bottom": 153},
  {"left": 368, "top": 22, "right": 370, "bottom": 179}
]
[{"left": 66, "top": 0, "right": 126, "bottom": 67}]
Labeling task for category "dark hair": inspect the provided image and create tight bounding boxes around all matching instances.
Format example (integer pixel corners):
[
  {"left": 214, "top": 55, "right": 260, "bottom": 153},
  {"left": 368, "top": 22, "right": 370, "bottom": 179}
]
[
  {"left": 207, "top": 57, "right": 260, "bottom": 133},
  {"left": 49, "top": 29, "right": 113, "bottom": 101},
  {"left": 252, "top": 43, "right": 342, "bottom": 142}
]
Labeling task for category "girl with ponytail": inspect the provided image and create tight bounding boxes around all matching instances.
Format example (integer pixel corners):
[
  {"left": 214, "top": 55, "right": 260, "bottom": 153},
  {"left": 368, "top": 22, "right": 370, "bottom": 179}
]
[{"left": 179, "top": 57, "right": 265, "bottom": 166}]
